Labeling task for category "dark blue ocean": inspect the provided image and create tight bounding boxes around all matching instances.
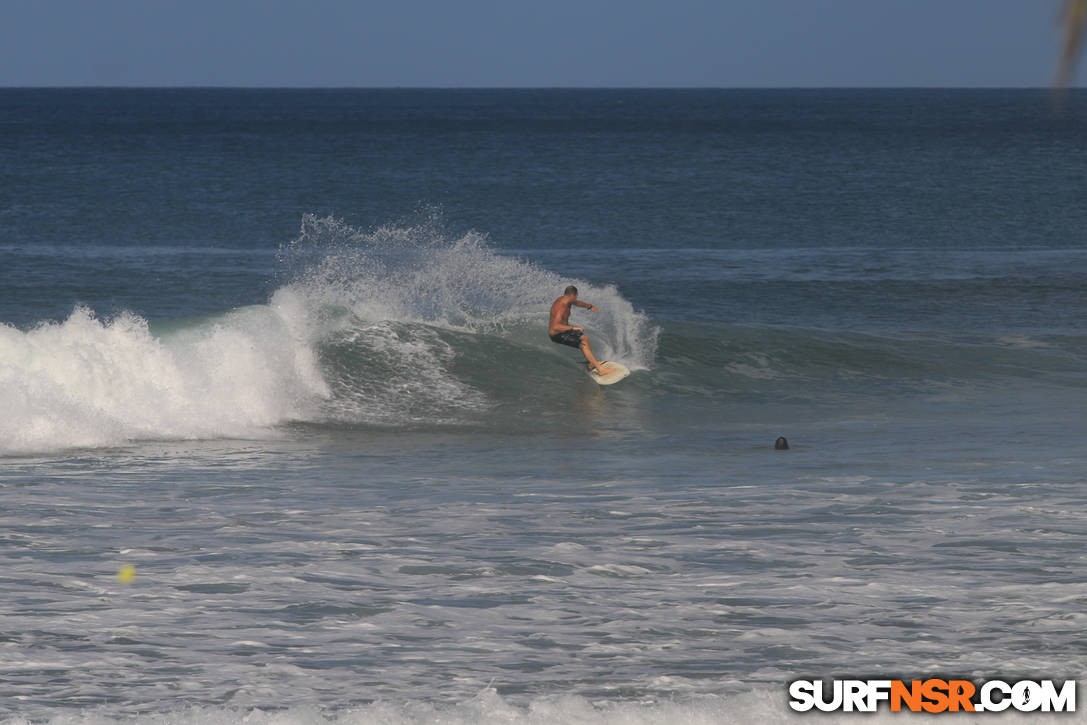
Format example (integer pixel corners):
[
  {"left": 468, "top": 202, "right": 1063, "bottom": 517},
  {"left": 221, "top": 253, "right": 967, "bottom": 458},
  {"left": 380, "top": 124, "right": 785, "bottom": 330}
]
[{"left": 2, "top": 89, "right": 1086, "bottom": 723}]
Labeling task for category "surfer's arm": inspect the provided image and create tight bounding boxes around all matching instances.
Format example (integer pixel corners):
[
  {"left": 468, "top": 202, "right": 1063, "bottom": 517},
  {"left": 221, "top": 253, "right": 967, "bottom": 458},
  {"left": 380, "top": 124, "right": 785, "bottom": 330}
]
[{"left": 574, "top": 301, "right": 598, "bottom": 311}]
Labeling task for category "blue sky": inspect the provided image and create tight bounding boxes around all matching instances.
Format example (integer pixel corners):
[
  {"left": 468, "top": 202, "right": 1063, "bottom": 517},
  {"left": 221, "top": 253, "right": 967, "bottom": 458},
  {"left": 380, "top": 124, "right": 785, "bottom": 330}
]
[{"left": 0, "top": 0, "right": 1073, "bottom": 87}]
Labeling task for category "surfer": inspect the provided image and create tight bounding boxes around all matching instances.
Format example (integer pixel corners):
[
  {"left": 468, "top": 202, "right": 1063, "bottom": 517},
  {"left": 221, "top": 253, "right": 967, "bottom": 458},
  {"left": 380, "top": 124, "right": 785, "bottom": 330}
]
[{"left": 549, "top": 285, "right": 610, "bottom": 376}]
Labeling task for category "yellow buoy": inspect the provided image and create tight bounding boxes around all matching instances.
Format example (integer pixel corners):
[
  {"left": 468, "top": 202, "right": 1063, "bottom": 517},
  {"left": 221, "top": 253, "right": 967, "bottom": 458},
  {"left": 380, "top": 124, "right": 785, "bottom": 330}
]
[{"left": 116, "top": 564, "right": 136, "bottom": 584}]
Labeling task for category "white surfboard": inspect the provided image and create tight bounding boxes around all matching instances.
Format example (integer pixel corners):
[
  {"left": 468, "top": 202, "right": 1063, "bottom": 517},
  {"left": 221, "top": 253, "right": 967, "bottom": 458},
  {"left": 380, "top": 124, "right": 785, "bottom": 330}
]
[{"left": 588, "top": 361, "right": 630, "bottom": 385}]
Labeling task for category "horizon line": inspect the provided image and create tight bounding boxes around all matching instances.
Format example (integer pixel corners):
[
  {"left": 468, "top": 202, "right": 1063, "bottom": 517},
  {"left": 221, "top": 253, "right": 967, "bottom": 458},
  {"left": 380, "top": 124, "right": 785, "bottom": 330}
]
[{"left": 0, "top": 84, "right": 1079, "bottom": 91}]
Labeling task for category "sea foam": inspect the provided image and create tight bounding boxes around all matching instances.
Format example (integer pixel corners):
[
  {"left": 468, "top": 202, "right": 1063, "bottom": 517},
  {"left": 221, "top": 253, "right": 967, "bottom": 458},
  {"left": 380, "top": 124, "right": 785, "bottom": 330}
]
[
  {"left": 0, "top": 304, "right": 328, "bottom": 455},
  {"left": 0, "top": 687, "right": 1071, "bottom": 725}
]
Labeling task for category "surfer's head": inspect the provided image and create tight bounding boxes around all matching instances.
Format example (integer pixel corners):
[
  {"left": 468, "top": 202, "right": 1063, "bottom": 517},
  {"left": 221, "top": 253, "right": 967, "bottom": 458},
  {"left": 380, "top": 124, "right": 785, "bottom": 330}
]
[{"left": 564, "top": 285, "right": 578, "bottom": 297}]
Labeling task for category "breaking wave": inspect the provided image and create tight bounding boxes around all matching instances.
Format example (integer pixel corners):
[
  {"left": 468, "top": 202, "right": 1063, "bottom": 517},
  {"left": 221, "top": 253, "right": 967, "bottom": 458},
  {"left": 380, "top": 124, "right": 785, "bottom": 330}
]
[{"left": 0, "top": 215, "right": 659, "bottom": 454}]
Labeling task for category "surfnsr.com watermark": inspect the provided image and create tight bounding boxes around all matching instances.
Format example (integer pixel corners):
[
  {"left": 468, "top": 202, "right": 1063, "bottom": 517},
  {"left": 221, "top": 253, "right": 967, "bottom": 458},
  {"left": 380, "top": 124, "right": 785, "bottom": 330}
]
[{"left": 788, "top": 679, "right": 1076, "bottom": 713}]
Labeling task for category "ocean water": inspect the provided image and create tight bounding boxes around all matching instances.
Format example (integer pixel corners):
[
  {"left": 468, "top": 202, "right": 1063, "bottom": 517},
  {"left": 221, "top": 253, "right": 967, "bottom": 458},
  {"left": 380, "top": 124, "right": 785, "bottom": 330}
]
[{"left": 1, "top": 88, "right": 1086, "bottom": 723}]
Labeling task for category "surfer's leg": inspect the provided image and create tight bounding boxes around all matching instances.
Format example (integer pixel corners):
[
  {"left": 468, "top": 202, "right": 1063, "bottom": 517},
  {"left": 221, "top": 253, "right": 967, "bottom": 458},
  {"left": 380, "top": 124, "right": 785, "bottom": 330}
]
[{"left": 579, "top": 334, "right": 609, "bottom": 375}]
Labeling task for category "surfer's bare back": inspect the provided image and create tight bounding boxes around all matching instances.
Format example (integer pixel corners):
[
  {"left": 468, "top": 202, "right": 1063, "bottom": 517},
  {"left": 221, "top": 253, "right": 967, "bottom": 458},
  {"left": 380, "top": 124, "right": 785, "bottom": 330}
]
[{"left": 548, "top": 285, "right": 609, "bottom": 376}]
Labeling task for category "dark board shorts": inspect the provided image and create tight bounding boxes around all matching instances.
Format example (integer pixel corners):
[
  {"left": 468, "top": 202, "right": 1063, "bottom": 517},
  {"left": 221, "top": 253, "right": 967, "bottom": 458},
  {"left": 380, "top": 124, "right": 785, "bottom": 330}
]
[{"left": 549, "top": 329, "right": 583, "bottom": 348}]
